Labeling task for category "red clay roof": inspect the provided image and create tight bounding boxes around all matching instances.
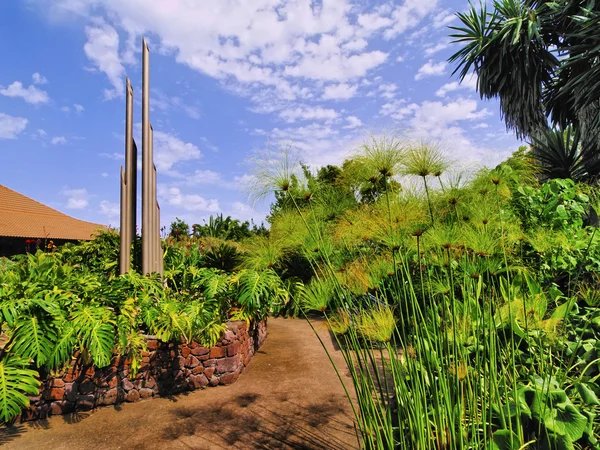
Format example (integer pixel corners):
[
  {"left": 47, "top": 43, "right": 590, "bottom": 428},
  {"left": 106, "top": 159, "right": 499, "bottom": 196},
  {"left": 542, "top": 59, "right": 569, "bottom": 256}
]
[{"left": 0, "top": 184, "right": 106, "bottom": 240}]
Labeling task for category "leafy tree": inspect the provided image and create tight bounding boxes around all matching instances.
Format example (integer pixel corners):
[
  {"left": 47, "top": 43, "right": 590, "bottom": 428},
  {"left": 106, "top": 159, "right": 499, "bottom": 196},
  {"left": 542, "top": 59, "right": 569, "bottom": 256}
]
[
  {"left": 449, "top": 0, "right": 600, "bottom": 150},
  {"left": 169, "top": 217, "right": 189, "bottom": 241},
  {"left": 192, "top": 214, "right": 254, "bottom": 242}
]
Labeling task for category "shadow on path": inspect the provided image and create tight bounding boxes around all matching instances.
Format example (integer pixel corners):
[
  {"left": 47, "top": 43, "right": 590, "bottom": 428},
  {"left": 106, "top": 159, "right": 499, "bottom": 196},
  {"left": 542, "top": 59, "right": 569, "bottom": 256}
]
[{"left": 2, "top": 318, "right": 358, "bottom": 450}]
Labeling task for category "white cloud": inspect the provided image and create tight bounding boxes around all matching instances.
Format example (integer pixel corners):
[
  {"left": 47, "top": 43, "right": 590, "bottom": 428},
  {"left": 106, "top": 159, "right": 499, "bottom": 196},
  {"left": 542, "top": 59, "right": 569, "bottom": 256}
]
[
  {"left": 61, "top": 106, "right": 71, "bottom": 113},
  {"left": 254, "top": 122, "right": 360, "bottom": 168},
  {"left": 183, "top": 169, "right": 222, "bottom": 186},
  {"left": 425, "top": 42, "right": 449, "bottom": 56},
  {"left": 152, "top": 131, "right": 203, "bottom": 174},
  {"left": 436, "top": 75, "right": 477, "bottom": 97},
  {"left": 0, "top": 81, "right": 50, "bottom": 104},
  {"left": 0, "top": 113, "right": 28, "bottom": 139},
  {"left": 384, "top": 0, "right": 440, "bottom": 38},
  {"left": 74, "top": 103, "right": 85, "bottom": 113},
  {"left": 415, "top": 60, "right": 447, "bottom": 80},
  {"left": 99, "top": 200, "right": 119, "bottom": 219},
  {"left": 357, "top": 12, "right": 394, "bottom": 32},
  {"left": 230, "top": 201, "right": 266, "bottom": 223},
  {"left": 396, "top": 55, "right": 405, "bottom": 62},
  {"left": 61, "top": 188, "right": 89, "bottom": 209},
  {"left": 101, "top": 172, "right": 109, "bottom": 177},
  {"left": 51, "top": 136, "right": 67, "bottom": 145},
  {"left": 37, "top": 129, "right": 47, "bottom": 137},
  {"left": 279, "top": 106, "right": 338, "bottom": 123},
  {"left": 343, "top": 116, "right": 363, "bottom": 129},
  {"left": 288, "top": 50, "right": 388, "bottom": 81},
  {"left": 234, "top": 173, "right": 257, "bottom": 191},
  {"left": 40, "top": 0, "right": 439, "bottom": 113},
  {"left": 32, "top": 73, "right": 48, "bottom": 85},
  {"left": 158, "top": 185, "right": 219, "bottom": 212},
  {"left": 83, "top": 18, "right": 125, "bottom": 99},
  {"left": 410, "top": 98, "right": 490, "bottom": 130},
  {"left": 378, "top": 82, "right": 397, "bottom": 99},
  {"left": 379, "top": 97, "right": 503, "bottom": 164},
  {"left": 322, "top": 83, "right": 358, "bottom": 100},
  {"left": 433, "top": 10, "right": 456, "bottom": 29},
  {"left": 100, "top": 152, "right": 122, "bottom": 160},
  {"left": 381, "top": 97, "right": 490, "bottom": 129},
  {"left": 152, "top": 90, "right": 200, "bottom": 119},
  {"left": 473, "top": 123, "right": 489, "bottom": 129}
]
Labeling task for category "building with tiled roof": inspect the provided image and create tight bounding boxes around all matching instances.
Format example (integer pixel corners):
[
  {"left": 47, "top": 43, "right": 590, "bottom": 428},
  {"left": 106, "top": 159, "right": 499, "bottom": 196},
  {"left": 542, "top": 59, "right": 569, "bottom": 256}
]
[{"left": 0, "top": 184, "right": 106, "bottom": 256}]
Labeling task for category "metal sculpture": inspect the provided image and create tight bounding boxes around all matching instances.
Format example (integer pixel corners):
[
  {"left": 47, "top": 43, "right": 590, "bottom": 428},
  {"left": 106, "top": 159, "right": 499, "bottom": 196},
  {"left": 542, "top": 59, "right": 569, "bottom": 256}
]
[{"left": 120, "top": 38, "right": 163, "bottom": 276}]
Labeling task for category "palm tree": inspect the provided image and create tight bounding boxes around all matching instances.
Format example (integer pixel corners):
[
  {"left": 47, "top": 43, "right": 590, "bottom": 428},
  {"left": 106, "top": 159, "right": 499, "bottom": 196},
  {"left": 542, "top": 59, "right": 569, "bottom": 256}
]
[{"left": 449, "top": 0, "right": 600, "bottom": 149}]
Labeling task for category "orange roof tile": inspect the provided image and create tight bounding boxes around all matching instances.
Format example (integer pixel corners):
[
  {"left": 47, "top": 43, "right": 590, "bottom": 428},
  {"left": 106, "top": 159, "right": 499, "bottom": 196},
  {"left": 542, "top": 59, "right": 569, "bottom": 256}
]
[{"left": 0, "top": 184, "right": 106, "bottom": 240}]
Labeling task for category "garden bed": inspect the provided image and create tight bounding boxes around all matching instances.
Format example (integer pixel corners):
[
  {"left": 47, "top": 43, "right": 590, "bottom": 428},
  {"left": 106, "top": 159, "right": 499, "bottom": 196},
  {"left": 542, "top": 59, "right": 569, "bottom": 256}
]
[{"left": 19, "top": 320, "right": 267, "bottom": 421}]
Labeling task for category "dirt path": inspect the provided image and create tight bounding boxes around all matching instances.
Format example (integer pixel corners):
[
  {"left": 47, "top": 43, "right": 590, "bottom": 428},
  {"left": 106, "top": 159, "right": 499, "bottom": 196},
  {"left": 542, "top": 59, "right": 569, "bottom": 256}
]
[{"left": 1, "top": 317, "right": 359, "bottom": 450}]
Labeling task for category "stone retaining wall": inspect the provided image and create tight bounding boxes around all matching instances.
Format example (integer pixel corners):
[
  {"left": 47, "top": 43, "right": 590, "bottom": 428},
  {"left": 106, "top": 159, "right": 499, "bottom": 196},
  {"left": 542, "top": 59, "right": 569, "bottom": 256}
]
[{"left": 21, "top": 320, "right": 267, "bottom": 421}]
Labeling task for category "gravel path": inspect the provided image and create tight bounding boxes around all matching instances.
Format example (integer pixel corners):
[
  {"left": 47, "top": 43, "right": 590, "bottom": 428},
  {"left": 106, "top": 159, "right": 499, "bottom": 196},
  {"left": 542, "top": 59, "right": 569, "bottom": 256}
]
[{"left": 1, "top": 317, "right": 358, "bottom": 449}]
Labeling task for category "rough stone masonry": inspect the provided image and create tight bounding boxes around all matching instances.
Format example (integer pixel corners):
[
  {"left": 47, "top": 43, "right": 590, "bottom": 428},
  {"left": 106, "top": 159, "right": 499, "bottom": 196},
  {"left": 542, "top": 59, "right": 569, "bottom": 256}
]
[{"left": 20, "top": 320, "right": 267, "bottom": 421}]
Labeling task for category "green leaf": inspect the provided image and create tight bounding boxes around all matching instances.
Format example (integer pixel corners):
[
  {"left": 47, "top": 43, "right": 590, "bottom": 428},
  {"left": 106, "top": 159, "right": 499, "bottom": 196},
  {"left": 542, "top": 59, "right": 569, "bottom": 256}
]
[
  {"left": 0, "top": 355, "right": 40, "bottom": 423},
  {"left": 71, "top": 305, "right": 116, "bottom": 368},
  {"left": 542, "top": 402, "right": 588, "bottom": 442},
  {"left": 46, "top": 323, "right": 76, "bottom": 371},
  {"left": 8, "top": 316, "right": 56, "bottom": 366},
  {"left": 490, "top": 429, "right": 520, "bottom": 450},
  {"left": 575, "top": 383, "right": 600, "bottom": 406}
]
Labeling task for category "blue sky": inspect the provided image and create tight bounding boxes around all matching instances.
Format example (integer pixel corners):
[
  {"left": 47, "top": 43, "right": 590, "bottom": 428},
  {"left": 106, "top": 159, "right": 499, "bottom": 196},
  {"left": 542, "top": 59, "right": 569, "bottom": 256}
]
[{"left": 0, "top": 0, "right": 519, "bottom": 229}]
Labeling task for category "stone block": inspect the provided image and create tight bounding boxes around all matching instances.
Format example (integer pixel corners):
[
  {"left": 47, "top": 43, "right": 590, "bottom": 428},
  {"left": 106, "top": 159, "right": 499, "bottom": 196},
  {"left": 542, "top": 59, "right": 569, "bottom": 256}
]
[
  {"left": 191, "top": 346, "right": 209, "bottom": 357},
  {"left": 226, "top": 342, "right": 240, "bottom": 357},
  {"left": 216, "top": 356, "right": 239, "bottom": 374},
  {"left": 99, "top": 388, "right": 118, "bottom": 405},
  {"left": 139, "top": 388, "right": 153, "bottom": 399},
  {"left": 219, "top": 370, "right": 241, "bottom": 385},
  {"left": 209, "top": 347, "right": 226, "bottom": 358},
  {"left": 79, "top": 380, "right": 95, "bottom": 395},
  {"left": 78, "top": 395, "right": 95, "bottom": 411},
  {"left": 221, "top": 330, "right": 235, "bottom": 344},
  {"left": 51, "top": 378, "right": 65, "bottom": 388},
  {"left": 50, "top": 401, "right": 73, "bottom": 415},
  {"left": 107, "top": 376, "right": 118, "bottom": 389},
  {"left": 181, "top": 347, "right": 191, "bottom": 357},
  {"left": 188, "top": 374, "right": 208, "bottom": 390},
  {"left": 122, "top": 379, "right": 134, "bottom": 391},
  {"left": 43, "top": 387, "right": 65, "bottom": 402},
  {"left": 125, "top": 389, "right": 140, "bottom": 403},
  {"left": 185, "top": 356, "right": 200, "bottom": 368},
  {"left": 65, "top": 383, "right": 78, "bottom": 402}
]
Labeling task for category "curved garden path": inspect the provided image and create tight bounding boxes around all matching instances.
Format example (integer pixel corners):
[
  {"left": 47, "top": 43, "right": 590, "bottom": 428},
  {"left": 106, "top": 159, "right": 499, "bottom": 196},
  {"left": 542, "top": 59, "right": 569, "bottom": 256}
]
[{"left": 1, "top": 317, "right": 359, "bottom": 450}]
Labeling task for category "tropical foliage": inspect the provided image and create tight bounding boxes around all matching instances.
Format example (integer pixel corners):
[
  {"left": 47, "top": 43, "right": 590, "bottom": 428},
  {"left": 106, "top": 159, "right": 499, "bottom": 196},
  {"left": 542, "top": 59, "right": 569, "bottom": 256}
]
[
  {"left": 0, "top": 234, "right": 288, "bottom": 423},
  {"left": 245, "top": 136, "right": 600, "bottom": 448},
  {"left": 449, "top": 0, "right": 600, "bottom": 181}
]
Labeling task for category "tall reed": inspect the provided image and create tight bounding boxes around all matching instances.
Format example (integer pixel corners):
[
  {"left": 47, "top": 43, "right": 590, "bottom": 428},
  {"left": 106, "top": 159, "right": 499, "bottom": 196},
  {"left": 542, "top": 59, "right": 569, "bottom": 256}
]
[{"left": 250, "top": 136, "right": 597, "bottom": 449}]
